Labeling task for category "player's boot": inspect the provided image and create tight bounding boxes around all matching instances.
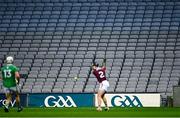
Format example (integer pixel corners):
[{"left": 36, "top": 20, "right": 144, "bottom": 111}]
[
  {"left": 17, "top": 106, "right": 23, "bottom": 112},
  {"left": 4, "top": 105, "right": 9, "bottom": 112},
  {"left": 104, "top": 107, "right": 109, "bottom": 111},
  {"left": 96, "top": 107, "right": 102, "bottom": 111}
]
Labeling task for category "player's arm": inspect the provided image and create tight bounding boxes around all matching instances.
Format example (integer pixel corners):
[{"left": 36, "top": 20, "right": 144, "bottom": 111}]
[
  {"left": 15, "top": 71, "right": 20, "bottom": 84},
  {"left": 102, "top": 58, "right": 106, "bottom": 68}
]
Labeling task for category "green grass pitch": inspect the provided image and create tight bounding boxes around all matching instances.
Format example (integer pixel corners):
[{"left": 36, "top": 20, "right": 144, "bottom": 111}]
[{"left": 0, "top": 107, "right": 180, "bottom": 117}]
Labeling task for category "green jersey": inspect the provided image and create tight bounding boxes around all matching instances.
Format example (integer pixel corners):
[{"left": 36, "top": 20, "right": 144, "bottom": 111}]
[{"left": 1, "top": 64, "right": 19, "bottom": 88}]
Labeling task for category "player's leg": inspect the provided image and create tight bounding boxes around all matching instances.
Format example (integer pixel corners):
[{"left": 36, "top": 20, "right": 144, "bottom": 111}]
[
  {"left": 97, "top": 89, "right": 105, "bottom": 111},
  {"left": 101, "top": 80, "right": 110, "bottom": 111},
  {"left": 4, "top": 89, "right": 12, "bottom": 112},
  {"left": 15, "top": 93, "right": 23, "bottom": 112},
  {"left": 102, "top": 93, "right": 107, "bottom": 106},
  {"left": 14, "top": 86, "right": 23, "bottom": 112},
  {"left": 102, "top": 93, "right": 109, "bottom": 111}
]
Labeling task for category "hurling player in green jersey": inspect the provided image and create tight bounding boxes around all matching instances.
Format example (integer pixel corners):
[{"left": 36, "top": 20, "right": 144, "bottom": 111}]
[{"left": 0, "top": 56, "right": 22, "bottom": 112}]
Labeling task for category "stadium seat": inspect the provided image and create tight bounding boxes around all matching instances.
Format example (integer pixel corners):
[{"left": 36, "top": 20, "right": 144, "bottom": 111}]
[{"left": 0, "top": 0, "right": 180, "bottom": 106}]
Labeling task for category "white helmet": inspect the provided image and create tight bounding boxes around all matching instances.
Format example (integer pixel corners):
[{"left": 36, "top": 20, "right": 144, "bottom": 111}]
[{"left": 6, "top": 56, "right": 14, "bottom": 64}]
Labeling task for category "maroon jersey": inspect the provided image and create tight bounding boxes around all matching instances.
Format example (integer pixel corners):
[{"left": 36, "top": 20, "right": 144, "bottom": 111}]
[{"left": 93, "top": 67, "right": 106, "bottom": 83}]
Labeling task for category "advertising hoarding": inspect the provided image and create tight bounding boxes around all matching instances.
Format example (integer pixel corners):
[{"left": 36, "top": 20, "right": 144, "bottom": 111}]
[
  {"left": 28, "top": 93, "right": 94, "bottom": 107},
  {"left": 0, "top": 94, "right": 27, "bottom": 107},
  {"left": 95, "top": 94, "right": 161, "bottom": 107}
]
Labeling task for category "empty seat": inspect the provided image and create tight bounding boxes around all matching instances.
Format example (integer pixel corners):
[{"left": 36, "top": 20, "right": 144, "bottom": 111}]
[{"left": 0, "top": 1, "right": 179, "bottom": 107}]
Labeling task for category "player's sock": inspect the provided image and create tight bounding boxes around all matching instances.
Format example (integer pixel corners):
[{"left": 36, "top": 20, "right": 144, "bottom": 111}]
[
  {"left": 16, "top": 96, "right": 23, "bottom": 112},
  {"left": 17, "top": 106, "right": 23, "bottom": 112},
  {"left": 104, "top": 106, "right": 109, "bottom": 111},
  {"left": 16, "top": 101, "right": 23, "bottom": 112},
  {"left": 104, "top": 102, "right": 107, "bottom": 107},
  {"left": 96, "top": 105, "right": 102, "bottom": 111},
  {"left": 4, "top": 104, "right": 9, "bottom": 112},
  {"left": 17, "top": 101, "right": 23, "bottom": 112},
  {"left": 96, "top": 107, "right": 102, "bottom": 111}
]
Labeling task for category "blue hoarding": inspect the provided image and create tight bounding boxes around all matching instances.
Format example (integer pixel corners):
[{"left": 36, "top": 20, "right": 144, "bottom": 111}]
[
  {"left": 0, "top": 94, "right": 27, "bottom": 107},
  {"left": 28, "top": 93, "right": 94, "bottom": 107}
]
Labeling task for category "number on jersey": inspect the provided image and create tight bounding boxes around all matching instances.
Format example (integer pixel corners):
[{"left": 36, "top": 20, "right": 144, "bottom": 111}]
[
  {"left": 4, "top": 70, "right": 12, "bottom": 78},
  {"left": 98, "top": 71, "right": 105, "bottom": 78}
]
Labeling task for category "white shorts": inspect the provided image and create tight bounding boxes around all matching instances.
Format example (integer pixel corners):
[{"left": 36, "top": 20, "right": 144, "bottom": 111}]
[
  {"left": 3, "top": 86, "right": 20, "bottom": 94},
  {"left": 99, "top": 80, "right": 110, "bottom": 92}
]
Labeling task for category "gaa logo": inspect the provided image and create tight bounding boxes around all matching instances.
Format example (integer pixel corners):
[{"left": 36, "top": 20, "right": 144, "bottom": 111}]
[
  {"left": 111, "top": 95, "right": 143, "bottom": 107},
  {"left": 44, "top": 96, "right": 77, "bottom": 107}
]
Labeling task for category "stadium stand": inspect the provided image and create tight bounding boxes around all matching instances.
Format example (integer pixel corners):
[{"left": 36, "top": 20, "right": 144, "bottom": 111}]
[{"left": 0, "top": 0, "right": 180, "bottom": 105}]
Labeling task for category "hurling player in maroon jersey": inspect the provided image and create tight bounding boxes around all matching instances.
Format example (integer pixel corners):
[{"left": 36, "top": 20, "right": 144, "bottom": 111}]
[{"left": 92, "top": 59, "right": 109, "bottom": 111}]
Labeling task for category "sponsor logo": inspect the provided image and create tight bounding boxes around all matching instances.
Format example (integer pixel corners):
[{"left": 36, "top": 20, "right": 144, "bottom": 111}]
[
  {"left": 0, "top": 99, "right": 16, "bottom": 107},
  {"left": 44, "top": 96, "right": 77, "bottom": 107},
  {"left": 111, "top": 95, "right": 143, "bottom": 107}
]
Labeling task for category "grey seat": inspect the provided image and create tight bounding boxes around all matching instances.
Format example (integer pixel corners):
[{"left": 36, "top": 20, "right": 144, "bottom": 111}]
[{"left": 0, "top": 1, "right": 179, "bottom": 105}]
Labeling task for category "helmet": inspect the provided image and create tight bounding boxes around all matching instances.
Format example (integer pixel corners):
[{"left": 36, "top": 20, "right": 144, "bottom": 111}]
[{"left": 6, "top": 56, "right": 14, "bottom": 64}]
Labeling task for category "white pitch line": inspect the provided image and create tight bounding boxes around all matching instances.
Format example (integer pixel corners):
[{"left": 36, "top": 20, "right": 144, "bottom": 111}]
[{"left": 0, "top": 117, "right": 180, "bottom": 118}]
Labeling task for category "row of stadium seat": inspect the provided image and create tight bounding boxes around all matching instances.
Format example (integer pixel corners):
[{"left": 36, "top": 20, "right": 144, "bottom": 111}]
[{"left": 0, "top": 0, "right": 180, "bottom": 105}]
